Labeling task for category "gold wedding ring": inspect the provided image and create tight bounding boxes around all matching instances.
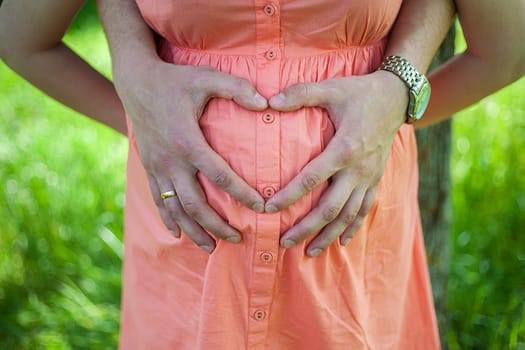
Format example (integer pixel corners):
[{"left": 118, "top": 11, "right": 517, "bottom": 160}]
[{"left": 160, "top": 190, "right": 176, "bottom": 199}]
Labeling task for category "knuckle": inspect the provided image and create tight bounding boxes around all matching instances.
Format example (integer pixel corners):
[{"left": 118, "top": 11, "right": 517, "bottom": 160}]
[
  {"left": 183, "top": 144, "right": 211, "bottom": 166},
  {"left": 212, "top": 169, "right": 232, "bottom": 189},
  {"left": 235, "top": 77, "right": 252, "bottom": 92},
  {"left": 322, "top": 205, "right": 342, "bottom": 222},
  {"left": 180, "top": 199, "right": 202, "bottom": 219},
  {"left": 357, "top": 163, "right": 369, "bottom": 177},
  {"left": 172, "top": 137, "right": 198, "bottom": 159},
  {"left": 337, "top": 140, "right": 360, "bottom": 165},
  {"left": 301, "top": 172, "right": 322, "bottom": 192},
  {"left": 291, "top": 83, "right": 310, "bottom": 101},
  {"left": 191, "top": 72, "right": 211, "bottom": 91},
  {"left": 340, "top": 210, "right": 358, "bottom": 226}
]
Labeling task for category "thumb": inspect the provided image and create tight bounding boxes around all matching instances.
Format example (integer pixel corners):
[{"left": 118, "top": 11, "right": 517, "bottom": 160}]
[
  {"left": 269, "top": 82, "right": 326, "bottom": 112},
  {"left": 206, "top": 71, "right": 268, "bottom": 111}
]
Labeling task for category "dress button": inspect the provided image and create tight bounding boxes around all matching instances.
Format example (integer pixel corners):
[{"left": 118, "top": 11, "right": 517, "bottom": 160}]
[
  {"left": 263, "top": 4, "right": 276, "bottom": 16},
  {"left": 259, "top": 251, "right": 274, "bottom": 263},
  {"left": 262, "top": 113, "right": 275, "bottom": 124},
  {"left": 265, "top": 49, "right": 278, "bottom": 60},
  {"left": 262, "top": 186, "right": 276, "bottom": 198},
  {"left": 253, "top": 309, "right": 266, "bottom": 321}
]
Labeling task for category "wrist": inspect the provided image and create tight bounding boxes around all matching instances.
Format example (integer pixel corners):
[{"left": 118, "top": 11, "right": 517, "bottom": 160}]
[
  {"left": 377, "top": 55, "right": 431, "bottom": 124},
  {"left": 372, "top": 70, "right": 409, "bottom": 129},
  {"left": 112, "top": 49, "right": 163, "bottom": 91}
]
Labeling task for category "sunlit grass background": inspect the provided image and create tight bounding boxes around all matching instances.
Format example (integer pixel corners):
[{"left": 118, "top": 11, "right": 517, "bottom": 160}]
[{"left": 1, "top": 3, "right": 524, "bottom": 349}]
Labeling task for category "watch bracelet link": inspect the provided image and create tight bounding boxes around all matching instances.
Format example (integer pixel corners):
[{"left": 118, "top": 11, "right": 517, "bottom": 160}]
[
  {"left": 378, "top": 55, "right": 423, "bottom": 88},
  {"left": 378, "top": 55, "right": 431, "bottom": 123}
]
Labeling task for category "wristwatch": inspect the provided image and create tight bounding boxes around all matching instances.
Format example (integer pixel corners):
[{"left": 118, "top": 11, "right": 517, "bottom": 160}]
[{"left": 378, "top": 55, "right": 431, "bottom": 124}]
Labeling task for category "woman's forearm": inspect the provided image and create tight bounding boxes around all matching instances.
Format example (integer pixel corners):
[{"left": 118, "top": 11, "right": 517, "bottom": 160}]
[
  {"left": 0, "top": 0, "right": 126, "bottom": 135},
  {"left": 418, "top": 0, "right": 525, "bottom": 129}
]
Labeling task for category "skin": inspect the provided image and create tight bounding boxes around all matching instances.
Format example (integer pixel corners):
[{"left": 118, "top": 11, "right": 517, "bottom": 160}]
[
  {"left": 420, "top": 0, "right": 525, "bottom": 128},
  {"left": 1, "top": 0, "right": 523, "bottom": 255},
  {"left": 0, "top": 0, "right": 126, "bottom": 135}
]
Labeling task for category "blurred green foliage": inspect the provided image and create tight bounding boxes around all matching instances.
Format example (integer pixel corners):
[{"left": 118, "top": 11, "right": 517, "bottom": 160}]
[
  {"left": 1, "top": 2, "right": 124, "bottom": 348},
  {"left": 1, "top": 2, "right": 524, "bottom": 349},
  {"left": 448, "top": 79, "right": 525, "bottom": 349}
]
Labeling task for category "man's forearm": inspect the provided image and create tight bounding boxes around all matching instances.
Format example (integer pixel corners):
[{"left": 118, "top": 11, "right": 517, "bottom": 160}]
[
  {"left": 97, "top": 0, "right": 160, "bottom": 86},
  {"left": 372, "top": 0, "right": 455, "bottom": 127},
  {"left": 385, "top": 0, "right": 456, "bottom": 73}
]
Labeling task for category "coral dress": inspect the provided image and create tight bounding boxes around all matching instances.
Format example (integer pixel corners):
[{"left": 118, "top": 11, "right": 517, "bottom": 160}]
[{"left": 120, "top": 0, "right": 440, "bottom": 349}]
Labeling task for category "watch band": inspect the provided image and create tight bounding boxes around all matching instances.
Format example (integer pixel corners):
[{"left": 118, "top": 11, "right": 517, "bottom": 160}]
[
  {"left": 378, "top": 55, "right": 431, "bottom": 123},
  {"left": 379, "top": 55, "right": 423, "bottom": 88}
]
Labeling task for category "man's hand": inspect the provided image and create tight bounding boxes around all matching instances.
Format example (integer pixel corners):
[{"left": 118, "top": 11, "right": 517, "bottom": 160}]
[
  {"left": 118, "top": 61, "right": 267, "bottom": 253},
  {"left": 267, "top": 70, "right": 408, "bottom": 257}
]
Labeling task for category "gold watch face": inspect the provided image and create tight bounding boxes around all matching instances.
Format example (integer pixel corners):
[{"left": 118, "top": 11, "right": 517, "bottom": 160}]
[{"left": 408, "top": 80, "right": 431, "bottom": 122}]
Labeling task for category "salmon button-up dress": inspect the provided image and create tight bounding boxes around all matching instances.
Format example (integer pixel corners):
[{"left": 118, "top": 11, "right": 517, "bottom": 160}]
[{"left": 121, "top": 0, "right": 440, "bottom": 349}]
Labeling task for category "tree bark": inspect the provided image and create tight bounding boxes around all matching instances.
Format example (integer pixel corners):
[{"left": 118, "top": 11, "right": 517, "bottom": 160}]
[{"left": 416, "top": 25, "right": 456, "bottom": 349}]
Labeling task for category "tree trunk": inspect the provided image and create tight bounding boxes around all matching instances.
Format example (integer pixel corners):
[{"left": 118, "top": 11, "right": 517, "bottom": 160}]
[{"left": 416, "top": 25, "right": 456, "bottom": 349}]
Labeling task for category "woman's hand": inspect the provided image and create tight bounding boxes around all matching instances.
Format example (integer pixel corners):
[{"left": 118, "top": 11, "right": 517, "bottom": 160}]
[
  {"left": 267, "top": 70, "right": 408, "bottom": 256},
  {"left": 116, "top": 61, "right": 268, "bottom": 253}
]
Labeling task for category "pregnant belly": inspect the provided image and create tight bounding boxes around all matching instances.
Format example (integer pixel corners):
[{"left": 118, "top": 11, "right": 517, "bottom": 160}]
[{"left": 197, "top": 97, "right": 334, "bottom": 236}]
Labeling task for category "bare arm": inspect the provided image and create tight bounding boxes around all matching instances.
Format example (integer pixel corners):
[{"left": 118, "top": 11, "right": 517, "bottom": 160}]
[
  {"left": 418, "top": 0, "right": 525, "bottom": 129},
  {"left": 0, "top": 0, "right": 126, "bottom": 135},
  {"left": 385, "top": 0, "right": 456, "bottom": 73}
]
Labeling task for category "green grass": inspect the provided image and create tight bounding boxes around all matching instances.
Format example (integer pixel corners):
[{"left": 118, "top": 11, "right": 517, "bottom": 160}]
[{"left": 1, "top": 5, "right": 524, "bottom": 349}]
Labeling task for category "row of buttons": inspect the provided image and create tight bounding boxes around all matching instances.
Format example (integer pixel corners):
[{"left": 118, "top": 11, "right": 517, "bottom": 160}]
[
  {"left": 263, "top": 3, "right": 278, "bottom": 61},
  {"left": 251, "top": 250, "right": 274, "bottom": 321},
  {"left": 248, "top": 0, "right": 280, "bottom": 333}
]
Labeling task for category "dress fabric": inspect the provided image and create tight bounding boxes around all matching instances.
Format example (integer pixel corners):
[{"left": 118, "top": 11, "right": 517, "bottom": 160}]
[{"left": 120, "top": 1, "right": 440, "bottom": 349}]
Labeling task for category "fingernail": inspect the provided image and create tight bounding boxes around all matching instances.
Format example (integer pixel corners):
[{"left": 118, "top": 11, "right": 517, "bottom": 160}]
[
  {"left": 342, "top": 237, "right": 351, "bottom": 246},
  {"left": 308, "top": 248, "right": 323, "bottom": 257},
  {"left": 271, "top": 93, "right": 286, "bottom": 106},
  {"left": 199, "top": 245, "right": 214, "bottom": 254},
  {"left": 265, "top": 204, "right": 278, "bottom": 213},
  {"left": 226, "top": 236, "right": 241, "bottom": 243},
  {"left": 282, "top": 239, "right": 295, "bottom": 248},
  {"left": 169, "top": 230, "right": 180, "bottom": 238},
  {"left": 252, "top": 202, "right": 265, "bottom": 213},
  {"left": 254, "top": 93, "right": 267, "bottom": 108}
]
